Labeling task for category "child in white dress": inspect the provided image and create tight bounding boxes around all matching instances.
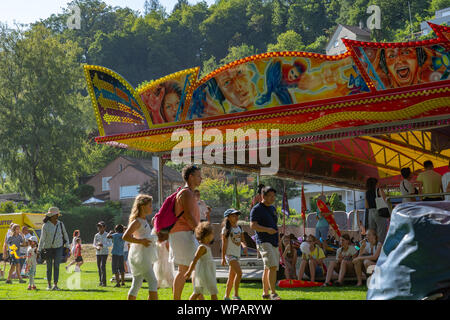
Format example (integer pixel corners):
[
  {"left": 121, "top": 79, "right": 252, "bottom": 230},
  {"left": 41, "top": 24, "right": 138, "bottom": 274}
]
[
  {"left": 123, "top": 194, "right": 159, "bottom": 300},
  {"left": 184, "top": 222, "right": 218, "bottom": 300},
  {"left": 26, "top": 236, "right": 39, "bottom": 290},
  {"left": 154, "top": 240, "right": 174, "bottom": 288}
]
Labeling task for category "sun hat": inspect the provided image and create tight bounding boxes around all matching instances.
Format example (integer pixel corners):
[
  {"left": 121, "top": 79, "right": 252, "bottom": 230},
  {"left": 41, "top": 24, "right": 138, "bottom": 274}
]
[
  {"left": 224, "top": 208, "right": 241, "bottom": 217},
  {"left": 46, "top": 207, "right": 61, "bottom": 217},
  {"left": 29, "top": 236, "right": 38, "bottom": 243}
]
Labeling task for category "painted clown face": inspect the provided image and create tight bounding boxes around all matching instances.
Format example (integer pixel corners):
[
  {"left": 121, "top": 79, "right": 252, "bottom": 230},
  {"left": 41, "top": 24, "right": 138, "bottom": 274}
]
[
  {"left": 288, "top": 67, "right": 301, "bottom": 82},
  {"left": 385, "top": 48, "right": 419, "bottom": 87}
]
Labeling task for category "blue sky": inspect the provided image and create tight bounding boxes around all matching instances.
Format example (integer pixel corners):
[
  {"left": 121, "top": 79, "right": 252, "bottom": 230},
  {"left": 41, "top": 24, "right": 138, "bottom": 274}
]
[{"left": 0, "top": 0, "right": 215, "bottom": 26}]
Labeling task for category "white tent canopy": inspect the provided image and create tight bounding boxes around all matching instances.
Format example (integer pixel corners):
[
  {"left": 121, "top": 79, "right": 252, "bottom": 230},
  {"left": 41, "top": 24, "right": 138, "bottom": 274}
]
[{"left": 82, "top": 197, "right": 105, "bottom": 204}]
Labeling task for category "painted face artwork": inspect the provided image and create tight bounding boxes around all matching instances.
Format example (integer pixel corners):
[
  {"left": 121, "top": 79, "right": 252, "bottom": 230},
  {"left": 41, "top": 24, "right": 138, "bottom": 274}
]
[
  {"left": 385, "top": 48, "right": 420, "bottom": 87},
  {"left": 288, "top": 67, "right": 301, "bottom": 82},
  {"left": 214, "top": 64, "right": 256, "bottom": 109},
  {"left": 162, "top": 92, "right": 180, "bottom": 123}
]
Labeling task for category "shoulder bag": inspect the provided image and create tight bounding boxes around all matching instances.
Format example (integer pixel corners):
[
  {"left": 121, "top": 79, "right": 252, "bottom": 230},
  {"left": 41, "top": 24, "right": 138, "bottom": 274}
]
[{"left": 375, "top": 188, "right": 390, "bottom": 218}]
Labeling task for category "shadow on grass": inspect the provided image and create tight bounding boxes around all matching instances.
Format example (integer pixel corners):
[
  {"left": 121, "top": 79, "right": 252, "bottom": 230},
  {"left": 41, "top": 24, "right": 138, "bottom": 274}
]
[
  {"left": 240, "top": 281, "right": 367, "bottom": 292},
  {"left": 59, "top": 289, "right": 109, "bottom": 293},
  {"left": 280, "top": 286, "right": 367, "bottom": 293}
]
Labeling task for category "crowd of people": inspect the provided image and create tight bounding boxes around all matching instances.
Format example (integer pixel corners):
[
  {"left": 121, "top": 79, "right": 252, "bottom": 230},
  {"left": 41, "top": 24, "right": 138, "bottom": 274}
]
[{"left": 1, "top": 160, "right": 448, "bottom": 299}]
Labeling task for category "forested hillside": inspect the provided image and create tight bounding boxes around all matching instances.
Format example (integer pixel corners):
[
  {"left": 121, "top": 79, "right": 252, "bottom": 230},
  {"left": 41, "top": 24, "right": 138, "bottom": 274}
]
[{"left": 0, "top": 0, "right": 448, "bottom": 202}]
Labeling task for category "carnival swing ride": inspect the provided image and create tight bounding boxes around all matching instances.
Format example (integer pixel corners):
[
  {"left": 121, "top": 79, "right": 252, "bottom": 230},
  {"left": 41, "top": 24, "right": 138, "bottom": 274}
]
[{"left": 84, "top": 22, "right": 450, "bottom": 198}]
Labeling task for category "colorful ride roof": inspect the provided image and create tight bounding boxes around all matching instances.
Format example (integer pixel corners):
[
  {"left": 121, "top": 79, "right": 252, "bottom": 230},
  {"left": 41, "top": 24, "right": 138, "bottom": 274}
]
[{"left": 84, "top": 22, "right": 450, "bottom": 190}]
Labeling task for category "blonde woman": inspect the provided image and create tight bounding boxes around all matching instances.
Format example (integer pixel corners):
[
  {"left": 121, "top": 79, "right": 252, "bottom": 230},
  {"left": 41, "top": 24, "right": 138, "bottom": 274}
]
[
  {"left": 123, "top": 194, "right": 159, "bottom": 300},
  {"left": 352, "top": 229, "right": 382, "bottom": 286}
]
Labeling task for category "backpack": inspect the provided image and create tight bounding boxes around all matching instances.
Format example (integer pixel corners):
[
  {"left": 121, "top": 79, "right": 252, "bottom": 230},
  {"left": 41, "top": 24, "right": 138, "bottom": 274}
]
[{"left": 153, "top": 186, "right": 187, "bottom": 241}]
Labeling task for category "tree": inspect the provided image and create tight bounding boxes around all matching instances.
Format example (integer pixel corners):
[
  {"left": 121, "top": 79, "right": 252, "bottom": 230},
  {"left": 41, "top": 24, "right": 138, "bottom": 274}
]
[
  {"left": 219, "top": 44, "right": 257, "bottom": 65},
  {"left": 305, "top": 35, "right": 329, "bottom": 54},
  {"left": 0, "top": 25, "right": 88, "bottom": 200},
  {"left": 271, "top": 0, "right": 288, "bottom": 37},
  {"left": 173, "top": 0, "right": 190, "bottom": 13},
  {"left": 429, "top": 0, "right": 450, "bottom": 14},
  {"left": 329, "top": 192, "right": 346, "bottom": 211},
  {"left": 286, "top": 0, "right": 331, "bottom": 45},
  {"left": 144, "top": 0, "right": 166, "bottom": 16},
  {"left": 267, "top": 30, "right": 305, "bottom": 52},
  {"left": 0, "top": 201, "right": 17, "bottom": 214},
  {"left": 38, "top": 0, "right": 138, "bottom": 64},
  {"left": 200, "top": 55, "right": 219, "bottom": 78},
  {"left": 200, "top": 0, "right": 250, "bottom": 61}
]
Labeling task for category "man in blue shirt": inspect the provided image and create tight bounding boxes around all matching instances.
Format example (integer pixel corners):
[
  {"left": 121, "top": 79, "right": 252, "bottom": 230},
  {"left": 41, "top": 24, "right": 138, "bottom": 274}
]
[
  {"left": 107, "top": 224, "right": 125, "bottom": 287},
  {"left": 250, "top": 186, "right": 281, "bottom": 300}
]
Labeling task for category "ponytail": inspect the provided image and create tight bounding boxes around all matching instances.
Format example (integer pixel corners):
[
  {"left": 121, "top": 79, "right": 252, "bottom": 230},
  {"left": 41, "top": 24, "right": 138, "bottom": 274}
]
[{"left": 221, "top": 217, "right": 232, "bottom": 238}]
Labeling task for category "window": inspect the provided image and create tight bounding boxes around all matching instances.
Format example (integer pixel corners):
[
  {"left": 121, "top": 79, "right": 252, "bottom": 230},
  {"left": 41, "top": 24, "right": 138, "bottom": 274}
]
[
  {"left": 102, "top": 177, "right": 112, "bottom": 191},
  {"left": 120, "top": 185, "right": 140, "bottom": 199},
  {"left": 119, "top": 164, "right": 123, "bottom": 172}
]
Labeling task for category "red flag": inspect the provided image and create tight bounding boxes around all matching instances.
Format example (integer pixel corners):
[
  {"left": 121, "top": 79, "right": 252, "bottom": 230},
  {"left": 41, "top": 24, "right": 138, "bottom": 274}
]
[
  {"left": 316, "top": 198, "right": 342, "bottom": 238},
  {"left": 301, "top": 184, "right": 307, "bottom": 234}
]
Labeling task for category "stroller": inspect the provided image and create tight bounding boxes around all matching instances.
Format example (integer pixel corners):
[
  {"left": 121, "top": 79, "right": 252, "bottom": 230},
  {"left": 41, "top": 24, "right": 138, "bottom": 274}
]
[{"left": 367, "top": 201, "right": 450, "bottom": 300}]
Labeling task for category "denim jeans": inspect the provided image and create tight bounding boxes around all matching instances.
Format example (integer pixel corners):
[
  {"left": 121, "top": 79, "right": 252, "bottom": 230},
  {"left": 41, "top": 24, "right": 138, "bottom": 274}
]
[{"left": 46, "top": 246, "right": 63, "bottom": 285}]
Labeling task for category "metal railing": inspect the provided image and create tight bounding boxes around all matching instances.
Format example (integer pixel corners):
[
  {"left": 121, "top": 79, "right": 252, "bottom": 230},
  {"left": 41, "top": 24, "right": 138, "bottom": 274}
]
[{"left": 386, "top": 192, "right": 450, "bottom": 211}]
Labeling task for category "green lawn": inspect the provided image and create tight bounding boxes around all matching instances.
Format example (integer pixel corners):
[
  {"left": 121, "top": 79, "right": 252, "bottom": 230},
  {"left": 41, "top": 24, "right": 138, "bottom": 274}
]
[{"left": 0, "top": 262, "right": 367, "bottom": 300}]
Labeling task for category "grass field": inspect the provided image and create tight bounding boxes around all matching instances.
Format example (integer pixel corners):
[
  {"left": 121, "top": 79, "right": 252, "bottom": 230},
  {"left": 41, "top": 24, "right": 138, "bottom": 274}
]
[
  {"left": 0, "top": 262, "right": 367, "bottom": 300},
  {"left": 0, "top": 244, "right": 367, "bottom": 300}
]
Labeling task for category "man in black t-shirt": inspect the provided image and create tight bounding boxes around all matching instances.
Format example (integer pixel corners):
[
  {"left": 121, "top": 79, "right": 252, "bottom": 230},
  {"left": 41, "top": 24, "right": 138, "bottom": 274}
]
[{"left": 250, "top": 186, "right": 281, "bottom": 300}]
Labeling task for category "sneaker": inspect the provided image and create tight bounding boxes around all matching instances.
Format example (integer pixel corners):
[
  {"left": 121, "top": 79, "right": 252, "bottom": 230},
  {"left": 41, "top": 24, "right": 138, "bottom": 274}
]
[
  {"left": 47, "top": 285, "right": 52, "bottom": 291},
  {"left": 19, "top": 279, "right": 26, "bottom": 284},
  {"left": 232, "top": 296, "right": 242, "bottom": 300},
  {"left": 114, "top": 283, "right": 121, "bottom": 288},
  {"left": 223, "top": 297, "right": 231, "bottom": 300},
  {"left": 32, "top": 285, "right": 37, "bottom": 290},
  {"left": 5, "top": 280, "right": 12, "bottom": 284},
  {"left": 121, "top": 282, "right": 125, "bottom": 286},
  {"left": 52, "top": 285, "right": 60, "bottom": 291},
  {"left": 27, "top": 286, "right": 32, "bottom": 290}
]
